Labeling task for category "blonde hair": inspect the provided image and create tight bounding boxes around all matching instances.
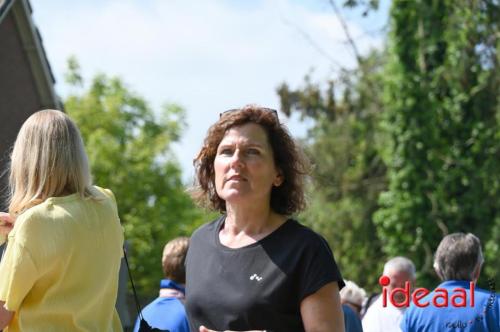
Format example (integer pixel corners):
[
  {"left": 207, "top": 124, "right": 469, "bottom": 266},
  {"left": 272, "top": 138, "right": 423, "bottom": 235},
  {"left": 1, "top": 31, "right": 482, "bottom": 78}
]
[
  {"left": 162, "top": 237, "right": 189, "bottom": 283},
  {"left": 9, "top": 109, "right": 94, "bottom": 216}
]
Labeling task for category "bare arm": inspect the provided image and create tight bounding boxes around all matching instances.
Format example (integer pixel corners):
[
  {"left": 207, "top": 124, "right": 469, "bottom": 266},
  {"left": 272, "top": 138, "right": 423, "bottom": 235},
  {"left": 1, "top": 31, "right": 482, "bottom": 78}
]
[
  {"left": 0, "top": 213, "right": 15, "bottom": 328},
  {"left": 0, "top": 301, "right": 14, "bottom": 329},
  {"left": 300, "top": 282, "right": 345, "bottom": 332},
  {"left": 0, "top": 212, "right": 14, "bottom": 244}
]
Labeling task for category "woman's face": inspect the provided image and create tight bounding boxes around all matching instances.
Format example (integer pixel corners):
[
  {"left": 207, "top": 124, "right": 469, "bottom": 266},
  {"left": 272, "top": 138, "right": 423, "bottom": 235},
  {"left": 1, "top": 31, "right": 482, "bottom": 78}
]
[{"left": 214, "top": 123, "right": 282, "bottom": 206}]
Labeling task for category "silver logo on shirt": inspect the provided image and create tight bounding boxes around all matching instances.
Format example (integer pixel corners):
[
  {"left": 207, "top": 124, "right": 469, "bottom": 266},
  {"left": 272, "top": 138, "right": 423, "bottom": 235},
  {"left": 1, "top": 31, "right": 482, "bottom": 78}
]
[{"left": 249, "top": 274, "right": 263, "bottom": 282}]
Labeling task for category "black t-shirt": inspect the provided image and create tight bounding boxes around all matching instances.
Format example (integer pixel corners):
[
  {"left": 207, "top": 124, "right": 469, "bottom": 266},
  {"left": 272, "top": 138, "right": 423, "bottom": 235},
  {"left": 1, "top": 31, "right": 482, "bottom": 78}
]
[{"left": 185, "top": 216, "right": 345, "bottom": 332}]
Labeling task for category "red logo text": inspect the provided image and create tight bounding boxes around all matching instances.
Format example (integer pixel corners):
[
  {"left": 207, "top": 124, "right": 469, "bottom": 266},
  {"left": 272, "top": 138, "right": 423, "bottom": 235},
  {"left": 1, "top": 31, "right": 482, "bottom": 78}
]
[{"left": 379, "top": 275, "right": 475, "bottom": 308}]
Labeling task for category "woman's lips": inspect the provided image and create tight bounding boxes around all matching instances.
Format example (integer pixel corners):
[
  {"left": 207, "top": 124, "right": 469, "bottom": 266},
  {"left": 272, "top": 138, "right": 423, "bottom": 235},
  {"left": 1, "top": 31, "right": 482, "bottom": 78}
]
[{"left": 227, "top": 174, "right": 245, "bottom": 181}]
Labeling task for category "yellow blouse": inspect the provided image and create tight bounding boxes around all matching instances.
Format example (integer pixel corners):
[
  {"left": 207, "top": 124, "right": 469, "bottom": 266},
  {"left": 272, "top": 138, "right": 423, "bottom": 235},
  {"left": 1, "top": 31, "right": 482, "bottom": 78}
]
[{"left": 0, "top": 186, "right": 124, "bottom": 331}]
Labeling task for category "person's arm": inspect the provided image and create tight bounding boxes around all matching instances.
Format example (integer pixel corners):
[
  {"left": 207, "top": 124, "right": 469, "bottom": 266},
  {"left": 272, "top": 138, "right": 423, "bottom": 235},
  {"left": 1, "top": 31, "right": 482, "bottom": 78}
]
[
  {"left": 0, "top": 213, "right": 15, "bottom": 329},
  {"left": 300, "top": 282, "right": 345, "bottom": 332},
  {"left": 0, "top": 213, "right": 14, "bottom": 245},
  {"left": 0, "top": 301, "right": 14, "bottom": 329}
]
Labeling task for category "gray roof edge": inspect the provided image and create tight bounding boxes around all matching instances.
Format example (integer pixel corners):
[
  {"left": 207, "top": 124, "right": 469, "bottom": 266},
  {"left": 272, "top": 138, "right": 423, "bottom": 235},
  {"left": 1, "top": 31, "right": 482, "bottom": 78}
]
[
  {"left": 0, "top": 0, "right": 14, "bottom": 23},
  {"left": 12, "top": 0, "right": 62, "bottom": 109}
]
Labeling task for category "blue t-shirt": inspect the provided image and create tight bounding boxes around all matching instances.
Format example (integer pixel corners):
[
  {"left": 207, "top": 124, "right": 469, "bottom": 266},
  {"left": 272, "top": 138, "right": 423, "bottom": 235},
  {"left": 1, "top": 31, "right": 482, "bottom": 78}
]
[
  {"left": 401, "top": 280, "right": 499, "bottom": 332},
  {"left": 343, "top": 304, "right": 363, "bottom": 332},
  {"left": 133, "top": 279, "right": 189, "bottom": 332}
]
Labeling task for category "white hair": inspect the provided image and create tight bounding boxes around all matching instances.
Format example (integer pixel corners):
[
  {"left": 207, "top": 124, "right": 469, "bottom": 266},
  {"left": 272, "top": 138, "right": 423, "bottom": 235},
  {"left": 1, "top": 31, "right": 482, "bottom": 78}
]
[
  {"left": 383, "top": 256, "right": 416, "bottom": 279},
  {"left": 339, "top": 280, "right": 366, "bottom": 306}
]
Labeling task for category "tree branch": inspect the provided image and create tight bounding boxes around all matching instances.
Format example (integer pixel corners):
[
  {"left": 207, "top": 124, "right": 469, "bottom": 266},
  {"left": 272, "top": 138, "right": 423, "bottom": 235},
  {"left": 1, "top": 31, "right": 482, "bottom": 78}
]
[
  {"left": 328, "top": 0, "right": 363, "bottom": 65},
  {"left": 281, "top": 17, "right": 346, "bottom": 69}
]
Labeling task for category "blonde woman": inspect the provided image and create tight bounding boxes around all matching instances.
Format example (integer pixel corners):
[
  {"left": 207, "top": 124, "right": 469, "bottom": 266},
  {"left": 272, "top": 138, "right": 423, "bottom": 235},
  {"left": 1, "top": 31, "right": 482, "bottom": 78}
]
[{"left": 0, "top": 110, "right": 124, "bottom": 331}]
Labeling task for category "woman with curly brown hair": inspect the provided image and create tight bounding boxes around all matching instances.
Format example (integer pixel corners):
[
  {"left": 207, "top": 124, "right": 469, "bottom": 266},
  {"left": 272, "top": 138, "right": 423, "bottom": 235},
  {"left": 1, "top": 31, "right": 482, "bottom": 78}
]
[{"left": 185, "top": 105, "right": 345, "bottom": 332}]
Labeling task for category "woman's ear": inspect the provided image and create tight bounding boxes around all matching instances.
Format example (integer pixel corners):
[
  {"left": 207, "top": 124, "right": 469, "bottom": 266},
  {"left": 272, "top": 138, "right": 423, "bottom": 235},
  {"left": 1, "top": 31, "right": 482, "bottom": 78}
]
[{"left": 273, "top": 170, "right": 284, "bottom": 187}]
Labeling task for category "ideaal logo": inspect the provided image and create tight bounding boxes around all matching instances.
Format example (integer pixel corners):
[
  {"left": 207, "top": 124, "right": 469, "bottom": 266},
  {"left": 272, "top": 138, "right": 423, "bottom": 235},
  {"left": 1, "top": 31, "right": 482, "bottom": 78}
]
[
  {"left": 379, "top": 275, "right": 475, "bottom": 308},
  {"left": 380, "top": 275, "right": 497, "bottom": 329}
]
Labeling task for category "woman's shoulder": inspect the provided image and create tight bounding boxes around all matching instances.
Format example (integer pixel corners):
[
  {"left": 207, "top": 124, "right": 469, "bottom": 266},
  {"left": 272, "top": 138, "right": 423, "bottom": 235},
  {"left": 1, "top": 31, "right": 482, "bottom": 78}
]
[
  {"left": 17, "top": 186, "right": 115, "bottom": 224},
  {"left": 269, "top": 219, "right": 334, "bottom": 257},
  {"left": 87, "top": 186, "right": 119, "bottom": 210},
  {"left": 9, "top": 203, "right": 53, "bottom": 245},
  {"left": 16, "top": 200, "right": 53, "bottom": 223},
  {"left": 191, "top": 215, "right": 224, "bottom": 240},
  {"left": 280, "top": 219, "right": 328, "bottom": 242},
  {"left": 90, "top": 185, "right": 115, "bottom": 200}
]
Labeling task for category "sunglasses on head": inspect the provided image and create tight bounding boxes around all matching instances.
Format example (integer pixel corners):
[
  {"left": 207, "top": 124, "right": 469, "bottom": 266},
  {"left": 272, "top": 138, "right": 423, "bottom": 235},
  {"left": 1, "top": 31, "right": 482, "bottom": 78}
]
[{"left": 219, "top": 107, "right": 279, "bottom": 120}]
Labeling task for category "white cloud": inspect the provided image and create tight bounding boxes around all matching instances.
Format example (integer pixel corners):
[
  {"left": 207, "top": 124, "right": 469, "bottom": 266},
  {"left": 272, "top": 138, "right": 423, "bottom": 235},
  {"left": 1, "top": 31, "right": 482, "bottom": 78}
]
[{"left": 30, "top": 0, "right": 387, "bottom": 181}]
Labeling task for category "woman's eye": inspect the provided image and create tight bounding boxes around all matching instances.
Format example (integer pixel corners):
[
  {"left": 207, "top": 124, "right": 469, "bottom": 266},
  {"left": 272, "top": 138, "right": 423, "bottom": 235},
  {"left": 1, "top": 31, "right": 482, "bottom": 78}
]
[
  {"left": 247, "top": 148, "right": 259, "bottom": 155},
  {"left": 219, "top": 148, "right": 233, "bottom": 155}
]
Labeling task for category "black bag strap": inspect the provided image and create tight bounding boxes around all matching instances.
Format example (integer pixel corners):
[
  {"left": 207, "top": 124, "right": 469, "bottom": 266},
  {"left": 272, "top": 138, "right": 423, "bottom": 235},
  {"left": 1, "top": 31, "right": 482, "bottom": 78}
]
[
  {"left": 123, "top": 246, "right": 169, "bottom": 332},
  {"left": 122, "top": 246, "right": 144, "bottom": 322}
]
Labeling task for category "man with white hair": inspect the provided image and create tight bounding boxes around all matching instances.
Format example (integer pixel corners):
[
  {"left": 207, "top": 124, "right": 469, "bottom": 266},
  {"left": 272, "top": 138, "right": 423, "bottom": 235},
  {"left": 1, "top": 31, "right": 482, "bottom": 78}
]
[
  {"left": 362, "top": 256, "right": 416, "bottom": 332},
  {"left": 401, "top": 233, "right": 499, "bottom": 332}
]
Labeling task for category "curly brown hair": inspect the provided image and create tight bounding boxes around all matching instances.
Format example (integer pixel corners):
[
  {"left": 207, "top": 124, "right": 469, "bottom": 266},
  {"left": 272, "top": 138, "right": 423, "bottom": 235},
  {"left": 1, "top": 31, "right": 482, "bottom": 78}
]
[{"left": 192, "top": 105, "right": 310, "bottom": 215}]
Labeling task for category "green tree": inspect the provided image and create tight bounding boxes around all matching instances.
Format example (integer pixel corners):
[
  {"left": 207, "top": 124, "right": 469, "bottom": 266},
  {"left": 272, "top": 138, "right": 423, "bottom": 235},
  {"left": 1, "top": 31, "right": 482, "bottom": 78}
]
[
  {"left": 277, "top": 51, "right": 389, "bottom": 291},
  {"left": 64, "top": 58, "right": 205, "bottom": 295},
  {"left": 375, "top": 0, "right": 500, "bottom": 288}
]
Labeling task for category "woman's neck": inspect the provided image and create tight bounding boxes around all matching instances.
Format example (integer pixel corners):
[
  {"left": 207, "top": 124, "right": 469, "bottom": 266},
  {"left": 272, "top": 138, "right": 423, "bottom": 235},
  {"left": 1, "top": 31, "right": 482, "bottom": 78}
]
[{"left": 220, "top": 204, "right": 286, "bottom": 248}]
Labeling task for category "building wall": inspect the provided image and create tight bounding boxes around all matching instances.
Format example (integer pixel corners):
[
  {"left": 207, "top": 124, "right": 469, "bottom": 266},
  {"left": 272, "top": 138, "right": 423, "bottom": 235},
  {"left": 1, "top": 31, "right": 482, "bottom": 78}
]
[{"left": 0, "top": 10, "right": 45, "bottom": 210}]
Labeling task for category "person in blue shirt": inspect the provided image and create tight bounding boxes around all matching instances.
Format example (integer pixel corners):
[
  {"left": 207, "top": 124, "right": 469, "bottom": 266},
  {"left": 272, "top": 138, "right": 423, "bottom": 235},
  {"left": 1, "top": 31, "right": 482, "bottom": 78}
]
[
  {"left": 343, "top": 304, "right": 364, "bottom": 332},
  {"left": 401, "top": 232, "right": 499, "bottom": 332},
  {"left": 133, "top": 237, "right": 190, "bottom": 332},
  {"left": 340, "top": 280, "right": 365, "bottom": 332}
]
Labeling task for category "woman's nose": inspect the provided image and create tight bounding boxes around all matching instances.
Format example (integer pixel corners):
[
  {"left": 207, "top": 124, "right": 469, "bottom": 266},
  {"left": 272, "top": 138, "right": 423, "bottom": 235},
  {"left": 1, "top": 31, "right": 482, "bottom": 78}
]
[{"left": 229, "top": 150, "right": 243, "bottom": 168}]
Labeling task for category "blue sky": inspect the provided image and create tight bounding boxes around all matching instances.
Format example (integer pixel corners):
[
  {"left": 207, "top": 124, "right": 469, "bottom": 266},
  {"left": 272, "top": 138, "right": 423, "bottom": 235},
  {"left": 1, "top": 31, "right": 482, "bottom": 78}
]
[{"left": 29, "top": 0, "right": 389, "bottom": 181}]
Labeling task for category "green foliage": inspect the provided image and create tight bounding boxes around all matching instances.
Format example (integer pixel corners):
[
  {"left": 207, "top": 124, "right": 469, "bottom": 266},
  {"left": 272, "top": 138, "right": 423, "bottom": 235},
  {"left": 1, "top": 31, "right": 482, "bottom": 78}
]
[
  {"left": 375, "top": 0, "right": 500, "bottom": 288},
  {"left": 278, "top": 0, "right": 500, "bottom": 292},
  {"left": 277, "top": 52, "right": 389, "bottom": 291},
  {"left": 63, "top": 61, "right": 206, "bottom": 295},
  {"left": 64, "top": 55, "right": 83, "bottom": 87},
  {"left": 342, "top": 0, "right": 379, "bottom": 16}
]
